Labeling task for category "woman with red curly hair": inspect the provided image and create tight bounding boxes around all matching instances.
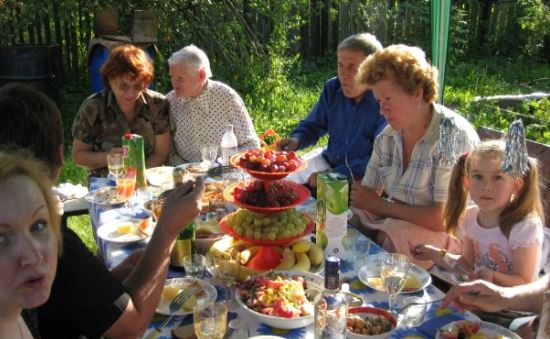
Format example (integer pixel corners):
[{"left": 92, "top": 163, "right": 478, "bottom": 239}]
[{"left": 71, "top": 44, "right": 170, "bottom": 178}]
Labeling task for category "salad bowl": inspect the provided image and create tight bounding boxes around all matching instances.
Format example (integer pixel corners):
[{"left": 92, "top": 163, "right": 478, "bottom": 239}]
[{"left": 235, "top": 271, "right": 323, "bottom": 329}]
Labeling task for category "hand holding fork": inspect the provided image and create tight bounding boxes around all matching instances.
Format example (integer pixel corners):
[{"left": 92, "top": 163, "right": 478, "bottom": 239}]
[{"left": 144, "top": 286, "right": 201, "bottom": 339}]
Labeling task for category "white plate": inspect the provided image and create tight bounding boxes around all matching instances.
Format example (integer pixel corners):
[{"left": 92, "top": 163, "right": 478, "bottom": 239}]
[
  {"left": 85, "top": 186, "right": 126, "bottom": 205},
  {"left": 435, "top": 320, "right": 520, "bottom": 339},
  {"left": 97, "top": 219, "right": 149, "bottom": 244},
  {"left": 235, "top": 271, "right": 323, "bottom": 330},
  {"left": 358, "top": 254, "right": 432, "bottom": 293},
  {"left": 156, "top": 278, "right": 217, "bottom": 316},
  {"left": 177, "top": 162, "right": 215, "bottom": 177},
  {"left": 145, "top": 166, "right": 174, "bottom": 187}
]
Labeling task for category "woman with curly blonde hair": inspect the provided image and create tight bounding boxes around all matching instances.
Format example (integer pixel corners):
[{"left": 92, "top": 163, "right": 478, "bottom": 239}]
[{"left": 350, "top": 45, "right": 479, "bottom": 268}]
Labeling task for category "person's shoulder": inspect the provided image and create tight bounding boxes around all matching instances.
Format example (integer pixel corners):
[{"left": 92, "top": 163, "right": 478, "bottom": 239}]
[
  {"left": 323, "top": 77, "right": 341, "bottom": 93},
  {"left": 143, "top": 89, "right": 167, "bottom": 105},
  {"left": 210, "top": 80, "right": 238, "bottom": 95},
  {"left": 435, "top": 104, "right": 479, "bottom": 140},
  {"left": 80, "top": 90, "right": 106, "bottom": 107}
]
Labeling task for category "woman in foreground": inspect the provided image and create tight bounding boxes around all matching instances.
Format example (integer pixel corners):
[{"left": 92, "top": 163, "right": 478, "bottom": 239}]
[{"left": 0, "top": 150, "right": 62, "bottom": 338}]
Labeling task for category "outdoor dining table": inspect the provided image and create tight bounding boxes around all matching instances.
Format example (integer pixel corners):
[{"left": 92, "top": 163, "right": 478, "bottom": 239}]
[{"left": 87, "top": 194, "right": 474, "bottom": 339}]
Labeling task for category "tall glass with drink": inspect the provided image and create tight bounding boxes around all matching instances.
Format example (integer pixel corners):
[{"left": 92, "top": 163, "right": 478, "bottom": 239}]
[{"left": 193, "top": 302, "right": 228, "bottom": 339}]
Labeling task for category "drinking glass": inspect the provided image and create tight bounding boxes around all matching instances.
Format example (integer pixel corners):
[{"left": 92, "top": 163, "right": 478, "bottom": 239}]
[
  {"left": 206, "top": 251, "right": 239, "bottom": 307},
  {"left": 400, "top": 296, "right": 427, "bottom": 326},
  {"left": 107, "top": 153, "right": 124, "bottom": 180},
  {"left": 183, "top": 254, "right": 206, "bottom": 278},
  {"left": 116, "top": 168, "right": 136, "bottom": 203},
  {"left": 227, "top": 319, "right": 249, "bottom": 339},
  {"left": 380, "top": 253, "right": 410, "bottom": 313},
  {"left": 344, "top": 228, "right": 357, "bottom": 260},
  {"left": 193, "top": 302, "right": 228, "bottom": 339},
  {"left": 200, "top": 144, "right": 218, "bottom": 166}
]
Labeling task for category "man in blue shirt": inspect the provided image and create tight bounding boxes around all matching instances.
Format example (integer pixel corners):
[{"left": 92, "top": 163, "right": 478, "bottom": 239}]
[{"left": 278, "top": 33, "right": 387, "bottom": 188}]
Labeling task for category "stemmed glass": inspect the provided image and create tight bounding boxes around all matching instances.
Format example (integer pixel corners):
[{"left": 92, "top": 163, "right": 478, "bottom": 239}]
[
  {"left": 193, "top": 302, "right": 228, "bottom": 339},
  {"left": 107, "top": 153, "right": 124, "bottom": 181},
  {"left": 380, "top": 253, "right": 410, "bottom": 313},
  {"left": 206, "top": 251, "right": 240, "bottom": 307}
]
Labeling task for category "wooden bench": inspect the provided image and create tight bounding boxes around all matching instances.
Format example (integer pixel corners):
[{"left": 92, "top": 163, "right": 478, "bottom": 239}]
[{"left": 476, "top": 126, "right": 550, "bottom": 226}]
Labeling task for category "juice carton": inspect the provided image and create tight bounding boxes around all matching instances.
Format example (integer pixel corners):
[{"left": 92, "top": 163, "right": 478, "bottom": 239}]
[
  {"left": 122, "top": 132, "right": 147, "bottom": 188},
  {"left": 316, "top": 173, "right": 349, "bottom": 259}
]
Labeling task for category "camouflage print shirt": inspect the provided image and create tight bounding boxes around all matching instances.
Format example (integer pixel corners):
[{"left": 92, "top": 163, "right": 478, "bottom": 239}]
[{"left": 72, "top": 89, "right": 170, "bottom": 177}]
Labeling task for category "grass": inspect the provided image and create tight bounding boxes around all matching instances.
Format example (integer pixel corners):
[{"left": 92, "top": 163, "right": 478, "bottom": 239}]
[{"left": 60, "top": 56, "right": 550, "bottom": 252}]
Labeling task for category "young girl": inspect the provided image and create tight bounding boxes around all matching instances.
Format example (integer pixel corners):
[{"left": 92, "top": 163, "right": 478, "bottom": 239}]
[
  {"left": 412, "top": 140, "right": 544, "bottom": 287},
  {"left": 0, "top": 150, "right": 62, "bottom": 338}
]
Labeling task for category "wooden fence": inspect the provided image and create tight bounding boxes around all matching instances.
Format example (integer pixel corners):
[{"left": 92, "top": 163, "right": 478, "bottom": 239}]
[{"left": 0, "top": 0, "right": 536, "bottom": 86}]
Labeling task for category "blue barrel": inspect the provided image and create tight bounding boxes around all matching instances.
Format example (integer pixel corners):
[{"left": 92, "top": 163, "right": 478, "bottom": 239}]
[{"left": 88, "top": 43, "right": 156, "bottom": 93}]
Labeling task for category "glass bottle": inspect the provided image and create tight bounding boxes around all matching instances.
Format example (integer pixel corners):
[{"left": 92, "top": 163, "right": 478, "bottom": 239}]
[
  {"left": 170, "top": 221, "right": 196, "bottom": 271},
  {"left": 314, "top": 256, "right": 348, "bottom": 338},
  {"left": 220, "top": 124, "right": 238, "bottom": 166}
]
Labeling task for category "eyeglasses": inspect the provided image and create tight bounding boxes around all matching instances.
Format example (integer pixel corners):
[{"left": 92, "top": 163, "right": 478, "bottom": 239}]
[{"left": 111, "top": 80, "right": 146, "bottom": 93}]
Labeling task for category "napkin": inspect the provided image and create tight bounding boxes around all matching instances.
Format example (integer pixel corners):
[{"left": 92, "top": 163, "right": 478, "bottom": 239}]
[{"left": 53, "top": 182, "right": 88, "bottom": 201}]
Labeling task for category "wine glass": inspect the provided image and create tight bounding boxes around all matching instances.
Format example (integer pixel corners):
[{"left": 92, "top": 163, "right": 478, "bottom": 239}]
[
  {"left": 380, "top": 253, "right": 410, "bottom": 313},
  {"left": 193, "top": 302, "right": 228, "bottom": 339},
  {"left": 207, "top": 251, "right": 240, "bottom": 307},
  {"left": 106, "top": 153, "right": 124, "bottom": 180}
]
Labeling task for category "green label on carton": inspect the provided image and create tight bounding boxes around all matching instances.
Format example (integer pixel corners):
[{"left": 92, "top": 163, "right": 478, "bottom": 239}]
[{"left": 316, "top": 173, "right": 348, "bottom": 258}]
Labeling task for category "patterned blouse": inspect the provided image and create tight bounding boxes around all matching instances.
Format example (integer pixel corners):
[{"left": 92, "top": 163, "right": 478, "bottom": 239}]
[
  {"left": 167, "top": 80, "right": 259, "bottom": 165},
  {"left": 72, "top": 89, "right": 170, "bottom": 177}
]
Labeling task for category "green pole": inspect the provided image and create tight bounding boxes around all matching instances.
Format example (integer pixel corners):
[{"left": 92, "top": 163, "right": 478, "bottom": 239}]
[{"left": 431, "top": 0, "right": 451, "bottom": 104}]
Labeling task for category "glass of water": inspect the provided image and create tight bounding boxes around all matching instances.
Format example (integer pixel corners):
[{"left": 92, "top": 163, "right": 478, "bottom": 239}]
[{"left": 183, "top": 254, "right": 206, "bottom": 278}]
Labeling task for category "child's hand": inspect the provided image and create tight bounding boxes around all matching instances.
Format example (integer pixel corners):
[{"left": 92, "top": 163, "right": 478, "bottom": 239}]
[
  {"left": 410, "top": 244, "right": 440, "bottom": 261},
  {"left": 474, "top": 268, "right": 495, "bottom": 283}
]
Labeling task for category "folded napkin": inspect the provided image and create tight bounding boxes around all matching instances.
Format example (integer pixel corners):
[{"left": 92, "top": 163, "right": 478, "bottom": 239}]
[{"left": 53, "top": 182, "right": 88, "bottom": 201}]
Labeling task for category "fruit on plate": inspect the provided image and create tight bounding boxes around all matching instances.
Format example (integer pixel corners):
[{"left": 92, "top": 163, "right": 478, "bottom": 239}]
[
  {"left": 226, "top": 208, "right": 309, "bottom": 241},
  {"left": 238, "top": 149, "right": 300, "bottom": 173},
  {"left": 438, "top": 320, "right": 483, "bottom": 339},
  {"left": 208, "top": 237, "right": 324, "bottom": 280},
  {"left": 233, "top": 180, "right": 297, "bottom": 207}
]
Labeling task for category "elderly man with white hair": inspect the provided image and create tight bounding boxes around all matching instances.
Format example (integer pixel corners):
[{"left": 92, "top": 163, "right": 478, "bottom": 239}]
[{"left": 166, "top": 44, "right": 260, "bottom": 165}]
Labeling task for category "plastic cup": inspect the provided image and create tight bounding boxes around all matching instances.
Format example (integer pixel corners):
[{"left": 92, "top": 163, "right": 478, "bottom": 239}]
[
  {"left": 401, "top": 296, "right": 427, "bottom": 327},
  {"left": 227, "top": 319, "right": 249, "bottom": 339},
  {"left": 344, "top": 228, "right": 357, "bottom": 260},
  {"left": 183, "top": 254, "right": 206, "bottom": 278}
]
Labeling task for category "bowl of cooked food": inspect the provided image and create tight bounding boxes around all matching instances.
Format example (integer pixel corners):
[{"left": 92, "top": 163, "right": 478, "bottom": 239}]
[
  {"left": 346, "top": 307, "right": 397, "bottom": 339},
  {"left": 236, "top": 271, "right": 323, "bottom": 329}
]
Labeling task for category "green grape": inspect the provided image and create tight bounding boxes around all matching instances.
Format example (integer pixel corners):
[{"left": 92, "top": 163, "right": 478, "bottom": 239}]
[
  {"left": 253, "top": 230, "right": 262, "bottom": 239},
  {"left": 253, "top": 218, "right": 262, "bottom": 227},
  {"left": 245, "top": 229, "right": 254, "bottom": 238},
  {"left": 262, "top": 217, "right": 272, "bottom": 226},
  {"left": 266, "top": 232, "right": 276, "bottom": 240},
  {"left": 281, "top": 229, "right": 291, "bottom": 239}
]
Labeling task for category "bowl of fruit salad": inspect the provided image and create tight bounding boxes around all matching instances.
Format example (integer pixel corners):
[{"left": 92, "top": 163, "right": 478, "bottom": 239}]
[
  {"left": 236, "top": 271, "right": 322, "bottom": 329},
  {"left": 231, "top": 149, "right": 306, "bottom": 180},
  {"left": 224, "top": 179, "right": 310, "bottom": 214}
]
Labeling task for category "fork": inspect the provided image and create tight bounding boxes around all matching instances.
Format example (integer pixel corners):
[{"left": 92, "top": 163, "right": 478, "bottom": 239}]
[
  {"left": 344, "top": 154, "right": 355, "bottom": 183},
  {"left": 145, "top": 286, "right": 201, "bottom": 338}
]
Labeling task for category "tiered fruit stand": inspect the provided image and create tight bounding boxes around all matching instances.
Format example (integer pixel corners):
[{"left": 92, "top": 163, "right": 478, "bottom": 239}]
[{"left": 217, "top": 150, "right": 314, "bottom": 271}]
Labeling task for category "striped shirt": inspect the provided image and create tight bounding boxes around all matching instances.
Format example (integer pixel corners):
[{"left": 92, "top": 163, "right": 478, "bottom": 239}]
[{"left": 361, "top": 104, "right": 479, "bottom": 206}]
